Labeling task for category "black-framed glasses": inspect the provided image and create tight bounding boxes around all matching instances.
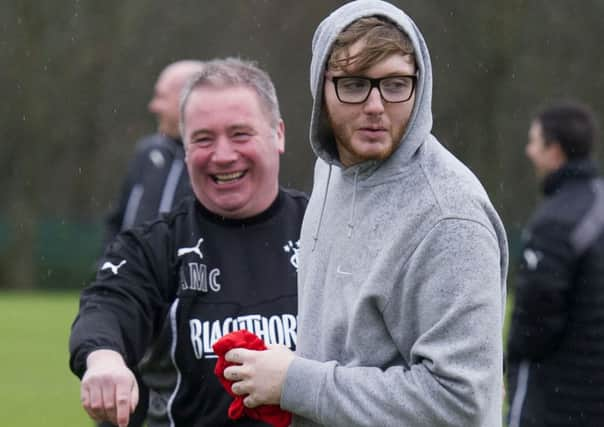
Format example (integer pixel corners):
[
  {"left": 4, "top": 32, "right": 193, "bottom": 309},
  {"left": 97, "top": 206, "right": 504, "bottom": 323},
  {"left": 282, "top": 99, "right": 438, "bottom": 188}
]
[{"left": 331, "top": 75, "right": 417, "bottom": 104}]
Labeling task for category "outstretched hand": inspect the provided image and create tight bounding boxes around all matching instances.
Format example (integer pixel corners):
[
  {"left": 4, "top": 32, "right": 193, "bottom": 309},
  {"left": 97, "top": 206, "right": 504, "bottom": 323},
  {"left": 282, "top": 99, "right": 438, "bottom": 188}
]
[
  {"left": 224, "top": 344, "right": 295, "bottom": 408},
  {"left": 80, "top": 349, "right": 139, "bottom": 427}
]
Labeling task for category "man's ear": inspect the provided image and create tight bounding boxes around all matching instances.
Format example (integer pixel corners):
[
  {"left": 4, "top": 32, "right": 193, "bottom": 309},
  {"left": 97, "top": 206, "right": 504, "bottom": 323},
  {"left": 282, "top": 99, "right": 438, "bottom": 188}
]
[
  {"left": 548, "top": 141, "right": 567, "bottom": 170},
  {"left": 275, "top": 120, "right": 285, "bottom": 154}
]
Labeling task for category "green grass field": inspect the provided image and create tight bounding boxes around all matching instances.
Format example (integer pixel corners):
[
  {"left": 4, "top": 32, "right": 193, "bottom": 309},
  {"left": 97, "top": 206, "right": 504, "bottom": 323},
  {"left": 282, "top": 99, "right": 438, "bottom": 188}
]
[{"left": 0, "top": 292, "right": 90, "bottom": 426}]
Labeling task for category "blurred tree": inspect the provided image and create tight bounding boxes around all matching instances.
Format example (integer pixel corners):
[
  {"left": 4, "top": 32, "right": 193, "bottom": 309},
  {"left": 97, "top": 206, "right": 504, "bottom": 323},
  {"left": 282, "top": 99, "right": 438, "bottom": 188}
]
[{"left": 0, "top": 0, "right": 602, "bottom": 289}]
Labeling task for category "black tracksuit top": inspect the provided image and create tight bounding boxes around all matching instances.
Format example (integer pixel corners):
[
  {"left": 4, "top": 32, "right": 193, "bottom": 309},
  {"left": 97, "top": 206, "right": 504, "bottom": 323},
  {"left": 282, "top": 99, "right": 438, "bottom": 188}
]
[
  {"left": 103, "top": 134, "right": 192, "bottom": 248},
  {"left": 70, "top": 188, "right": 307, "bottom": 426},
  {"left": 507, "top": 160, "right": 604, "bottom": 427}
]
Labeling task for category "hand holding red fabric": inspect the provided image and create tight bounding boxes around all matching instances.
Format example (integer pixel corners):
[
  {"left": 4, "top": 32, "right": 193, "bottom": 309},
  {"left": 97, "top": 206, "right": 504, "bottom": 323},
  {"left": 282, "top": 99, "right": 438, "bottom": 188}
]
[{"left": 213, "top": 330, "right": 292, "bottom": 427}]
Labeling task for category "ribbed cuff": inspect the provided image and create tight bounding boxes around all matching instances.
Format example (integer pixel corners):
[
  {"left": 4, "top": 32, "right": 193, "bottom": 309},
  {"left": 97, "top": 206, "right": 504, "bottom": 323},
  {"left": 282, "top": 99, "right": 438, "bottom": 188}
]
[{"left": 281, "top": 356, "right": 333, "bottom": 423}]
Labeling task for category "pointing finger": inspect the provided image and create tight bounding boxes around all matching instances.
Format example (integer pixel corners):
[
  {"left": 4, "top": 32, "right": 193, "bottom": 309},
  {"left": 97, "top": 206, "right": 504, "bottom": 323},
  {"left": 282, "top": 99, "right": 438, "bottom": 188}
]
[{"left": 115, "top": 379, "right": 135, "bottom": 427}]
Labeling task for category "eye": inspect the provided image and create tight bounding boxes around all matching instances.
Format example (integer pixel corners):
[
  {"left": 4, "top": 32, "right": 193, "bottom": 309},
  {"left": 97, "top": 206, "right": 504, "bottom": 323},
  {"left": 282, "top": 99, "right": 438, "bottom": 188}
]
[
  {"left": 382, "top": 77, "right": 411, "bottom": 91},
  {"left": 339, "top": 78, "right": 368, "bottom": 92},
  {"left": 191, "top": 135, "right": 212, "bottom": 145},
  {"left": 232, "top": 131, "right": 252, "bottom": 142}
]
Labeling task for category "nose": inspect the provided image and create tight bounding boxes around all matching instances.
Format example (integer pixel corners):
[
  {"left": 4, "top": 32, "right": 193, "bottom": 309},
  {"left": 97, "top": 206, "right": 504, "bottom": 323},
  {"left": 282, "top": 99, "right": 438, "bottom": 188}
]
[
  {"left": 148, "top": 97, "right": 158, "bottom": 114},
  {"left": 362, "top": 87, "right": 385, "bottom": 114},
  {"left": 213, "top": 138, "right": 238, "bottom": 163}
]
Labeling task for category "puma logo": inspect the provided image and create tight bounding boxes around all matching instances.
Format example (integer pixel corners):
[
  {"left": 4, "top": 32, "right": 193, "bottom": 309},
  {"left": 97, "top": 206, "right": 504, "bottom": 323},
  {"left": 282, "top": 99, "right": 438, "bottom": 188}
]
[
  {"left": 177, "top": 238, "right": 204, "bottom": 260},
  {"left": 101, "top": 260, "right": 127, "bottom": 275},
  {"left": 283, "top": 240, "right": 300, "bottom": 271}
]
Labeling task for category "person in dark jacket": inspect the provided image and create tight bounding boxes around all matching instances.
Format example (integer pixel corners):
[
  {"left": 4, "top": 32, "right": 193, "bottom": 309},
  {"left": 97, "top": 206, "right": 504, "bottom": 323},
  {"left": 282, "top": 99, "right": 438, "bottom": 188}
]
[
  {"left": 507, "top": 101, "right": 604, "bottom": 427},
  {"left": 103, "top": 60, "right": 204, "bottom": 247},
  {"left": 99, "top": 60, "right": 204, "bottom": 427},
  {"left": 71, "top": 58, "right": 307, "bottom": 427}
]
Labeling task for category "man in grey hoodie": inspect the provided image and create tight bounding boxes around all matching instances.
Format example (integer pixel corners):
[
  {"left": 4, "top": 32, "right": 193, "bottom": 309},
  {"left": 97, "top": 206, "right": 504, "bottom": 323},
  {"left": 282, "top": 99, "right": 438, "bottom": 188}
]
[{"left": 223, "top": 1, "right": 508, "bottom": 426}]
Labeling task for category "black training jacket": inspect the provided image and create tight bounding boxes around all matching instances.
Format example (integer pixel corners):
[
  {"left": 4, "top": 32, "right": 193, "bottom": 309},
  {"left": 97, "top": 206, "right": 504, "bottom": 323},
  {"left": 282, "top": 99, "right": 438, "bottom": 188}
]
[
  {"left": 506, "top": 160, "right": 604, "bottom": 427},
  {"left": 70, "top": 188, "right": 307, "bottom": 427},
  {"left": 103, "top": 133, "right": 192, "bottom": 249}
]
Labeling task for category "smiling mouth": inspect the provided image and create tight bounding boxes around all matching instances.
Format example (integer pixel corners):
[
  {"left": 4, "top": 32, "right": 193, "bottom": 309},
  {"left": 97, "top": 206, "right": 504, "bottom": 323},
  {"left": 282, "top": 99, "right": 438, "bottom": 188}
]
[{"left": 212, "top": 171, "right": 246, "bottom": 184}]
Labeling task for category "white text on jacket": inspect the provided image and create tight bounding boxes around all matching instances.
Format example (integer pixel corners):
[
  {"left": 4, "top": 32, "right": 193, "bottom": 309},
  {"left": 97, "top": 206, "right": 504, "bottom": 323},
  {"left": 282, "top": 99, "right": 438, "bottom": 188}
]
[{"left": 189, "top": 314, "right": 297, "bottom": 359}]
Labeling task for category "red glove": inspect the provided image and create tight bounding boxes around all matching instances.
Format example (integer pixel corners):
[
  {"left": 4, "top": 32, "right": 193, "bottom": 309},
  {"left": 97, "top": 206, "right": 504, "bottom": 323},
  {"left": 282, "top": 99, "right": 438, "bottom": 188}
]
[{"left": 213, "top": 330, "right": 292, "bottom": 427}]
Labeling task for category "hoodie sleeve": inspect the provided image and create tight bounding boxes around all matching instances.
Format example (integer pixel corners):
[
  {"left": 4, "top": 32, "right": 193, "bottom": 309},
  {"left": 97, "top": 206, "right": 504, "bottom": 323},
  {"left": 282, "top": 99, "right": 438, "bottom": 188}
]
[
  {"left": 69, "top": 225, "right": 174, "bottom": 378},
  {"left": 282, "top": 218, "right": 504, "bottom": 427}
]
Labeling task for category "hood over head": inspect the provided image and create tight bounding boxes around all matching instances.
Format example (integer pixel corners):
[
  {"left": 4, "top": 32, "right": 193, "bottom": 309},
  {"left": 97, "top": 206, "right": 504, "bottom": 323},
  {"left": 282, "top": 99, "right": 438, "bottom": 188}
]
[{"left": 309, "top": 0, "right": 433, "bottom": 170}]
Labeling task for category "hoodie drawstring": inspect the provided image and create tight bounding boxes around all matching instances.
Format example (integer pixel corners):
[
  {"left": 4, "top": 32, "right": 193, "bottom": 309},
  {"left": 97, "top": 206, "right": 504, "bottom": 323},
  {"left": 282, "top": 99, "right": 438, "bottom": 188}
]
[
  {"left": 347, "top": 168, "right": 359, "bottom": 238},
  {"left": 312, "top": 164, "right": 332, "bottom": 251}
]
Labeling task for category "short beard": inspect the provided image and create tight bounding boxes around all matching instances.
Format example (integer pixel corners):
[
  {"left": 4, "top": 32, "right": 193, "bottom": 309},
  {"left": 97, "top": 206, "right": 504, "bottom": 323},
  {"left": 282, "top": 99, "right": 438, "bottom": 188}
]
[{"left": 328, "top": 116, "right": 405, "bottom": 165}]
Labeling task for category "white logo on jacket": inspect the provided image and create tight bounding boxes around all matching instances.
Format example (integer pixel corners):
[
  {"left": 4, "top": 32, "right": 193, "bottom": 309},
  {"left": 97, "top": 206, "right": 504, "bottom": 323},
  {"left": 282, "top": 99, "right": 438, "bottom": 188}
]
[
  {"left": 177, "top": 237, "right": 221, "bottom": 292},
  {"left": 177, "top": 238, "right": 204, "bottom": 260},
  {"left": 189, "top": 313, "right": 297, "bottom": 359},
  {"left": 179, "top": 263, "right": 222, "bottom": 293},
  {"left": 283, "top": 240, "right": 300, "bottom": 271},
  {"left": 101, "top": 260, "right": 126, "bottom": 275}
]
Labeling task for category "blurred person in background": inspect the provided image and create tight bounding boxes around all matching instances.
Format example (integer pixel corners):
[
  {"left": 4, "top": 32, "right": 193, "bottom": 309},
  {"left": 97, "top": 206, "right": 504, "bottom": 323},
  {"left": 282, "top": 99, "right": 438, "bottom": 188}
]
[
  {"left": 222, "top": 1, "right": 508, "bottom": 426},
  {"left": 103, "top": 60, "right": 204, "bottom": 247},
  {"left": 99, "top": 60, "right": 204, "bottom": 427},
  {"left": 507, "top": 101, "right": 604, "bottom": 427},
  {"left": 71, "top": 58, "right": 307, "bottom": 427}
]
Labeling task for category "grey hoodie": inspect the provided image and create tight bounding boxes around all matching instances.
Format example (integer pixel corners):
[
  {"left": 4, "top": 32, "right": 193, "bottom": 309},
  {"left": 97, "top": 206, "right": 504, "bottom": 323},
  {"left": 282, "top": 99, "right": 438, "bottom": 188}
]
[{"left": 280, "top": 1, "right": 508, "bottom": 426}]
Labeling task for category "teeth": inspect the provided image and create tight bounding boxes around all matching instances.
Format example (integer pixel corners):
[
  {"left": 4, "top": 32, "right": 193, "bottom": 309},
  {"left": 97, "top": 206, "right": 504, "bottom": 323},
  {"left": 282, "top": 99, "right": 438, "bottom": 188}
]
[{"left": 214, "top": 171, "right": 244, "bottom": 183}]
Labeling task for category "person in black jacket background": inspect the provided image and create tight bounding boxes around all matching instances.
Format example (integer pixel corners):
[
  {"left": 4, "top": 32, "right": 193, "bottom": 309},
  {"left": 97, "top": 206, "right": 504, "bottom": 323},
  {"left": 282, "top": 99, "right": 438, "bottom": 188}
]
[
  {"left": 506, "top": 101, "right": 604, "bottom": 427},
  {"left": 103, "top": 60, "right": 204, "bottom": 247},
  {"left": 72, "top": 58, "right": 307, "bottom": 427}
]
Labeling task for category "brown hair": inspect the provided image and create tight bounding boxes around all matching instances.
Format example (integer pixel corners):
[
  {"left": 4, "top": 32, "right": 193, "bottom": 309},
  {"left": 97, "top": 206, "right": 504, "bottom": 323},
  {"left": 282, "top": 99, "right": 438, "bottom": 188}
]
[
  {"left": 327, "top": 16, "right": 415, "bottom": 73},
  {"left": 535, "top": 101, "right": 598, "bottom": 160}
]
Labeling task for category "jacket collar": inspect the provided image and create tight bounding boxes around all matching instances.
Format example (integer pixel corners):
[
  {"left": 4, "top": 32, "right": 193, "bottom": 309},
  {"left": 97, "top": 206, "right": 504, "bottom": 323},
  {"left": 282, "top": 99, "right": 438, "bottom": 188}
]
[{"left": 542, "top": 158, "right": 598, "bottom": 196}]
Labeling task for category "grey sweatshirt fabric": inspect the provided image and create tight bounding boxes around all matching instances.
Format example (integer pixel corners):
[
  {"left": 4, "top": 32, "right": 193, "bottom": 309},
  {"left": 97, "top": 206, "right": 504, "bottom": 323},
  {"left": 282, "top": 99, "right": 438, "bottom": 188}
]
[{"left": 280, "top": 1, "right": 509, "bottom": 426}]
